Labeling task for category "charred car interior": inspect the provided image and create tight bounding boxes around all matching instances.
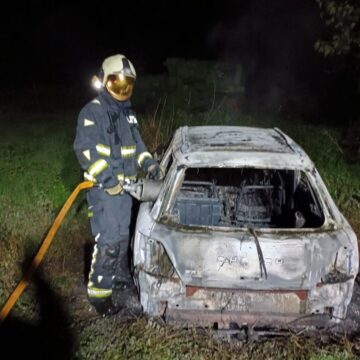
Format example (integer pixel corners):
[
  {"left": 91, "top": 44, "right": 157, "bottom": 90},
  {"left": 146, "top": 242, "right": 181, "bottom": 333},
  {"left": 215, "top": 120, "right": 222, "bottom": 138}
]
[{"left": 171, "top": 167, "right": 325, "bottom": 229}]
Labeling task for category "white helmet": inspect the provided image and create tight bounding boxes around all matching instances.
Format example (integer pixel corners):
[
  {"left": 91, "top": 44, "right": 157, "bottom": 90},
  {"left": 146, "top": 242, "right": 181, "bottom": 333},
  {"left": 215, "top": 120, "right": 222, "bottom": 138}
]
[{"left": 92, "top": 54, "right": 136, "bottom": 101}]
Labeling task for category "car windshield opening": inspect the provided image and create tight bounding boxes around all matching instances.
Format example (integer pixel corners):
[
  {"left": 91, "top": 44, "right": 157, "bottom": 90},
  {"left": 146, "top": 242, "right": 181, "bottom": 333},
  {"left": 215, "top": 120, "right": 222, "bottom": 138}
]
[{"left": 168, "top": 167, "right": 325, "bottom": 229}]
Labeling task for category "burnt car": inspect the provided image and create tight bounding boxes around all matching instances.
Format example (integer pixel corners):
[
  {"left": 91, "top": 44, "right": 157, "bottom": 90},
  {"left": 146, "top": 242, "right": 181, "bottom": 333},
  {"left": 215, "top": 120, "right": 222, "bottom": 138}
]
[{"left": 130, "top": 126, "right": 359, "bottom": 333}]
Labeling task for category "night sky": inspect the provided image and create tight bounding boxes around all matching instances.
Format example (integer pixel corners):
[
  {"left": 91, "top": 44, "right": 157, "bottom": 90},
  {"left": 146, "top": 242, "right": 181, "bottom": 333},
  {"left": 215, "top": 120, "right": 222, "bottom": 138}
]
[
  {"left": 1, "top": 1, "right": 319, "bottom": 83},
  {"left": 1, "top": 0, "right": 358, "bottom": 120}
]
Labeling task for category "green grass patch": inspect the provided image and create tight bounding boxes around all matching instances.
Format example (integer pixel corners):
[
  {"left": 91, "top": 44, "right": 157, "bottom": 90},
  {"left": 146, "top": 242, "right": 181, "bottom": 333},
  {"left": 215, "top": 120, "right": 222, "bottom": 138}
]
[{"left": 0, "top": 113, "right": 84, "bottom": 240}]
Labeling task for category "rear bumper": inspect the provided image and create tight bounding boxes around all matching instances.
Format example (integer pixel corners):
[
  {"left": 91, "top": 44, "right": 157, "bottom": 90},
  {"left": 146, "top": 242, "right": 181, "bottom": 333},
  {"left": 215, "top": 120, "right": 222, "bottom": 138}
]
[
  {"left": 137, "top": 270, "right": 353, "bottom": 328},
  {"left": 165, "top": 308, "right": 333, "bottom": 329}
]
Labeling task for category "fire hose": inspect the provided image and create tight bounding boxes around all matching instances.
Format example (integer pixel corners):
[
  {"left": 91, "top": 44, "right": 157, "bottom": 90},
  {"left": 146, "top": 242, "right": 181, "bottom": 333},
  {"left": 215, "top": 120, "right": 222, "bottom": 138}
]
[
  {"left": 0, "top": 181, "right": 94, "bottom": 323},
  {"left": 0, "top": 178, "right": 162, "bottom": 323}
]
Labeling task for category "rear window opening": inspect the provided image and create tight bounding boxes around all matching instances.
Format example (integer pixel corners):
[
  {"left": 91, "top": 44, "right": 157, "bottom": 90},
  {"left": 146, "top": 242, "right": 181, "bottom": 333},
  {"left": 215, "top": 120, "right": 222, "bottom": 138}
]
[{"left": 169, "top": 167, "right": 325, "bottom": 229}]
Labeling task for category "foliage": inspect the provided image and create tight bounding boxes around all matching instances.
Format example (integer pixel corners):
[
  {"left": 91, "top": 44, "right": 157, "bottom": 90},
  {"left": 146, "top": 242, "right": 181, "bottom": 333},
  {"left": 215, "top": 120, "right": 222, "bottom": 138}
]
[
  {"left": 315, "top": 0, "right": 360, "bottom": 57},
  {"left": 133, "top": 58, "right": 244, "bottom": 114}
]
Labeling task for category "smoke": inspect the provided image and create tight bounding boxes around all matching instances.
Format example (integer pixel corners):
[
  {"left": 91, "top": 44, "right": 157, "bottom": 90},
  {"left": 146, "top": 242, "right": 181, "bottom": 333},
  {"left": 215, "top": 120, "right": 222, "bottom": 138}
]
[{"left": 206, "top": 0, "right": 323, "bottom": 117}]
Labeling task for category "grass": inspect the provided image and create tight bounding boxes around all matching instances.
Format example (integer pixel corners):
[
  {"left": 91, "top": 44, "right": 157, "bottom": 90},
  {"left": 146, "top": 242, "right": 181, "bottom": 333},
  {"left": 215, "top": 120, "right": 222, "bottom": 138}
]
[
  {"left": 0, "top": 113, "right": 84, "bottom": 239},
  {"left": 0, "top": 99, "right": 359, "bottom": 358},
  {"left": 72, "top": 316, "right": 359, "bottom": 360}
]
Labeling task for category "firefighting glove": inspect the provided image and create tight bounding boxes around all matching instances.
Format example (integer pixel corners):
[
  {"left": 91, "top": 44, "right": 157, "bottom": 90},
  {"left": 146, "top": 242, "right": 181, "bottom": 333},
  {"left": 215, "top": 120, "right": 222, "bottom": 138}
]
[
  {"left": 104, "top": 182, "right": 123, "bottom": 196},
  {"left": 147, "top": 163, "right": 162, "bottom": 180}
]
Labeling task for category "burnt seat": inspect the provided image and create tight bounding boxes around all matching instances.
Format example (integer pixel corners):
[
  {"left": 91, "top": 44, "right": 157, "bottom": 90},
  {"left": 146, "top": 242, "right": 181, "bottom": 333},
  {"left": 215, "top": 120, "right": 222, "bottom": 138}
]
[{"left": 173, "top": 181, "right": 221, "bottom": 226}]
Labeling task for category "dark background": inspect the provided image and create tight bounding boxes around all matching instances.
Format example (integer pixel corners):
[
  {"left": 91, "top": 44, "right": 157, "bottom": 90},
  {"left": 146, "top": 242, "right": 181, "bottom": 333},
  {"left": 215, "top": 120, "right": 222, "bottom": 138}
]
[{"left": 1, "top": 0, "right": 359, "bottom": 122}]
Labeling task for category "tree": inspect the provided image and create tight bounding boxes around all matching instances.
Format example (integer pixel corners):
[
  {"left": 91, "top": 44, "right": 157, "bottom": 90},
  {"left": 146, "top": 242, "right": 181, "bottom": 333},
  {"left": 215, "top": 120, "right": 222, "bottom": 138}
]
[
  {"left": 315, "top": 0, "right": 360, "bottom": 57},
  {"left": 315, "top": 1, "right": 360, "bottom": 161}
]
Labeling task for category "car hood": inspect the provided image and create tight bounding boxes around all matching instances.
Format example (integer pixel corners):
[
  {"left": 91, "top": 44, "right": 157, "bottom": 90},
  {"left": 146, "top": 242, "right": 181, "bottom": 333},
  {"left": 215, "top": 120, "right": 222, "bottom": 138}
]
[{"left": 150, "top": 222, "right": 356, "bottom": 290}]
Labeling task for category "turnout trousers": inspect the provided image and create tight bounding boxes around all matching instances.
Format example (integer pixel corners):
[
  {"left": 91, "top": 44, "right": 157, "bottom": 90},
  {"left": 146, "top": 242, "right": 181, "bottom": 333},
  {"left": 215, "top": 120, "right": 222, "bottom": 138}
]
[{"left": 86, "top": 187, "right": 133, "bottom": 302}]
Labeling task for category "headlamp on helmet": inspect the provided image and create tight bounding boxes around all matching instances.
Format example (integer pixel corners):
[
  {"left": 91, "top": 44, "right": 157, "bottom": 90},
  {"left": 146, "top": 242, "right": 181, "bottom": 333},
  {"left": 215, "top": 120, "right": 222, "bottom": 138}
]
[{"left": 92, "top": 75, "right": 102, "bottom": 89}]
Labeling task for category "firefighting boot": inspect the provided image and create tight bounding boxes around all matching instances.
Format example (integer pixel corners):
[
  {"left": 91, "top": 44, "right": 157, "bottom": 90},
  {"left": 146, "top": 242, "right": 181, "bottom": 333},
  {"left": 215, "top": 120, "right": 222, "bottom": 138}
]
[
  {"left": 88, "top": 243, "right": 121, "bottom": 315},
  {"left": 89, "top": 296, "right": 118, "bottom": 316},
  {"left": 113, "top": 235, "right": 132, "bottom": 290},
  {"left": 112, "top": 236, "right": 141, "bottom": 312}
]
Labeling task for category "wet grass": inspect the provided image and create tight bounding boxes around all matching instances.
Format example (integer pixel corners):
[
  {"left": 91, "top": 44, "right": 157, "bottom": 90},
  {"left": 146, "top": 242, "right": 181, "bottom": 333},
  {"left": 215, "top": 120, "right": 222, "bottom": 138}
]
[{"left": 0, "top": 106, "right": 359, "bottom": 358}]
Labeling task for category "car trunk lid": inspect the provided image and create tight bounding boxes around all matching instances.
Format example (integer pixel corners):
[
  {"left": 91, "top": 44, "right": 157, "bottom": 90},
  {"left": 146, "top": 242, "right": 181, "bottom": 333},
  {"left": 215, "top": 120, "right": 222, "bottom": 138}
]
[{"left": 150, "top": 223, "right": 338, "bottom": 290}]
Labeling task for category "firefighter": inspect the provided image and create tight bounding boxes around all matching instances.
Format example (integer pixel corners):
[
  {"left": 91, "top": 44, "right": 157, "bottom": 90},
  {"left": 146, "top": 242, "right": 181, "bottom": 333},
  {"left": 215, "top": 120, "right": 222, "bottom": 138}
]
[{"left": 73, "top": 54, "right": 161, "bottom": 315}]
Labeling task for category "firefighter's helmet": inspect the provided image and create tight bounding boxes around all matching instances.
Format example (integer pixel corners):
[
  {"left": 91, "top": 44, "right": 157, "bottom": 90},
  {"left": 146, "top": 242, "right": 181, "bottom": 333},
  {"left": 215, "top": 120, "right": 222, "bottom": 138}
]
[{"left": 92, "top": 54, "right": 136, "bottom": 101}]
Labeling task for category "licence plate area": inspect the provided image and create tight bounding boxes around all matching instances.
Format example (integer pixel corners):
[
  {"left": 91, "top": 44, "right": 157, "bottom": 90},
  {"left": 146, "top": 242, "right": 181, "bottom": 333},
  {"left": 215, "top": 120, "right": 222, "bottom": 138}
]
[{"left": 185, "top": 286, "right": 307, "bottom": 314}]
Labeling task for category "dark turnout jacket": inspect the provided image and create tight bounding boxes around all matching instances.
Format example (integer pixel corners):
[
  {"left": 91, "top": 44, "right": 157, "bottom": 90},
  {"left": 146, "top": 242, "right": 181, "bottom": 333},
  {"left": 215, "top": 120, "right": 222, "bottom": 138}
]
[{"left": 73, "top": 91, "right": 153, "bottom": 188}]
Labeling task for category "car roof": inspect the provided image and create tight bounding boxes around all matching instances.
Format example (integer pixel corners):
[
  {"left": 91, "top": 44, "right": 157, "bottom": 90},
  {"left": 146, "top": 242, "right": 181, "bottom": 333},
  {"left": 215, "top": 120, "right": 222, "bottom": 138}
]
[{"left": 171, "top": 126, "right": 313, "bottom": 170}]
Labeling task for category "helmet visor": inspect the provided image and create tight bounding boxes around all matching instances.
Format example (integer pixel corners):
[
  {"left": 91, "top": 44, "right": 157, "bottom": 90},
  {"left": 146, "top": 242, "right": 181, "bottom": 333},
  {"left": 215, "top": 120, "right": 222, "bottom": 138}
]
[{"left": 105, "top": 74, "right": 135, "bottom": 101}]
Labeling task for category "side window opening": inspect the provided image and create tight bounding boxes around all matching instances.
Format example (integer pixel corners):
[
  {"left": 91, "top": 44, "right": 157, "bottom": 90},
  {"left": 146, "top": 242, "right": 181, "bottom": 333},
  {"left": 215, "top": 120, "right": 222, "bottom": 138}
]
[
  {"left": 160, "top": 145, "right": 174, "bottom": 176},
  {"left": 169, "top": 168, "right": 325, "bottom": 229}
]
